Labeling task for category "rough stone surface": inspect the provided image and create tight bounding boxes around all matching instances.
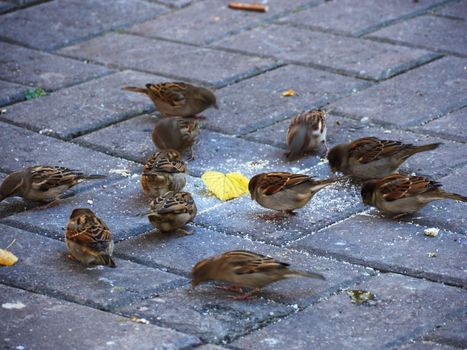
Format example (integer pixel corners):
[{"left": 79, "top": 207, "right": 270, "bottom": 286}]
[
  {"left": 433, "top": 0, "right": 467, "bottom": 19},
  {"left": 0, "top": 79, "right": 28, "bottom": 106},
  {"left": 129, "top": 0, "right": 317, "bottom": 45},
  {"left": 115, "top": 227, "right": 369, "bottom": 307},
  {"left": 0, "top": 1, "right": 15, "bottom": 14},
  {"left": 215, "top": 24, "right": 437, "bottom": 80},
  {"left": 194, "top": 345, "right": 230, "bottom": 350},
  {"left": 331, "top": 57, "right": 467, "bottom": 127},
  {"left": 232, "top": 273, "right": 467, "bottom": 350},
  {"left": 0, "top": 224, "right": 186, "bottom": 309},
  {"left": 418, "top": 107, "right": 467, "bottom": 142},
  {"left": 58, "top": 33, "right": 279, "bottom": 88},
  {"left": 424, "top": 315, "right": 467, "bottom": 348},
  {"left": 369, "top": 15, "right": 467, "bottom": 56},
  {"left": 395, "top": 341, "right": 459, "bottom": 350},
  {"left": 0, "top": 0, "right": 167, "bottom": 50},
  {"left": 202, "top": 64, "right": 370, "bottom": 135},
  {"left": 277, "top": 0, "right": 444, "bottom": 36},
  {"left": 0, "top": 284, "right": 201, "bottom": 350},
  {"left": 0, "top": 41, "right": 112, "bottom": 91},
  {"left": 0, "top": 71, "right": 158, "bottom": 139},
  {"left": 291, "top": 215, "right": 467, "bottom": 287}
]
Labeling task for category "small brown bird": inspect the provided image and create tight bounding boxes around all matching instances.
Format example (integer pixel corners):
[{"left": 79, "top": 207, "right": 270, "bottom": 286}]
[
  {"left": 327, "top": 137, "right": 441, "bottom": 179},
  {"left": 0, "top": 166, "right": 106, "bottom": 203},
  {"left": 191, "top": 250, "right": 325, "bottom": 299},
  {"left": 65, "top": 208, "right": 116, "bottom": 267},
  {"left": 286, "top": 109, "right": 327, "bottom": 160},
  {"left": 361, "top": 174, "right": 467, "bottom": 218},
  {"left": 141, "top": 150, "right": 187, "bottom": 198},
  {"left": 152, "top": 117, "right": 200, "bottom": 160},
  {"left": 147, "top": 191, "right": 197, "bottom": 235},
  {"left": 249, "top": 172, "right": 338, "bottom": 214},
  {"left": 122, "top": 82, "right": 218, "bottom": 118}
]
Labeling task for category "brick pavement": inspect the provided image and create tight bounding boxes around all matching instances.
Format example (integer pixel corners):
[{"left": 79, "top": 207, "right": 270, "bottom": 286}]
[{"left": 0, "top": 1, "right": 466, "bottom": 349}]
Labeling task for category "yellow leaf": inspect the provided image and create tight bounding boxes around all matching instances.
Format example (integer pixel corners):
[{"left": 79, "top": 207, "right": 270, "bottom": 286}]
[
  {"left": 281, "top": 88, "right": 295, "bottom": 97},
  {"left": 201, "top": 171, "right": 249, "bottom": 201},
  {"left": 0, "top": 240, "right": 18, "bottom": 266}
]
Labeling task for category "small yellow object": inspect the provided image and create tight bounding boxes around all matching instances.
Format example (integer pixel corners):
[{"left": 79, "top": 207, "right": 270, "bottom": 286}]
[
  {"left": 201, "top": 171, "right": 249, "bottom": 201},
  {"left": 0, "top": 239, "right": 18, "bottom": 266},
  {"left": 281, "top": 88, "right": 295, "bottom": 97}
]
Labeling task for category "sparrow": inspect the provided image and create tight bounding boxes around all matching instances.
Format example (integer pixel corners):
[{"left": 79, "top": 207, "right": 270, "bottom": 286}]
[
  {"left": 248, "top": 172, "right": 338, "bottom": 214},
  {"left": 286, "top": 109, "right": 327, "bottom": 160},
  {"left": 65, "top": 208, "right": 116, "bottom": 267},
  {"left": 327, "top": 137, "right": 441, "bottom": 179},
  {"left": 122, "top": 82, "right": 218, "bottom": 118},
  {"left": 141, "top": 150, "right": 187, "bottom": 198},
  {"left": 191, "top": 250, "right": 325, "bottom": 299},
  {"left": 152, "top": 117, "right": 200, "bottom": 160},
  {"left": 361, "top": 174, "right": 467, "bottom": 218},
  {"left": 147, "top": 191, "right": 197, "bottom": 235},
  {"left": 0, "top": 166, "right": 106, "bottom": 203}
]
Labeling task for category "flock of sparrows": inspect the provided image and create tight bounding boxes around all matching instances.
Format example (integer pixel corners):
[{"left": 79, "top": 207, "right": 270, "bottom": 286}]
[{"left": 0, "top": 81, "right": 465, "bottom": 300}]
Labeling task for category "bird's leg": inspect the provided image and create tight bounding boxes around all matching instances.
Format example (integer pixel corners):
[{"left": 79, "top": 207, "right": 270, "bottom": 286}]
[
  {"left": 323, "top": 139, "right": 329, "bottom": 156},
  {"left": 186, "top": 146, "right": 195, "bottom": 161},
  {"left": 188, "top": 114, "right": 207, "bottom": 120},
  {"left": 229, "top": 288, "right": 261, "bottom": 300},
  {"left": 391, "top": 213, "right": 409, "bottom": 220},
  {"left": 67, "top": 254, "right": 78, "bottom": 261},
  {"left": 216, "top": 285, "right": 244, "bottom": 293},
  {"left": 177, "top": 228, "right": 193, "bottom": 235}
]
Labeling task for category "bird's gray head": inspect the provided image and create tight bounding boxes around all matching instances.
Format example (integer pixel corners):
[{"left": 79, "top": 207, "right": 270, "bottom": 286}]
[{"left": 0, "top": 171, "right": 26, "bottom": 202}]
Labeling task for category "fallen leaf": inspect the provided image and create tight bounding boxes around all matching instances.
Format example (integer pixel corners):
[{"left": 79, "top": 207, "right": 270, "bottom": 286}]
[
  {"left": 130, "top": 316, "right": 150, "bottom": 324},
  {"left": 0, "top": 239, "right": 18, "bottom": 266},
  {"left": 346, "top": 289, "right": 375, "bottom": 305},
  {"left": 201, "top": 171, "right": 249, "bottom": 201},
  {"left": 424, "top": 228, "right": 439, "bottom": 237},
  {"left": 281, "top": 88, "right": 295, "bottom": 97}
]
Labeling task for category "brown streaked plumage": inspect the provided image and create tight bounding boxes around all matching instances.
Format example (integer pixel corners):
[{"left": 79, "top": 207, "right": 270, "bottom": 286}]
[
  {"left": 0, "top": 166, "right": 106, "bottom": 203},
  {"left": 141, "top": 150, "right": 187, "bottom": 198},
  {"left": 327, "top": 137, "right": 441, "bottom": 179},
  {"left": 152, "top": 117, "right": 200, "bottom": 160},
  {"left": 147, "top": 191, "right": 197, "bottom": 235},
  {"left": 122, "top": 82, "right": 218, "bottom": 118},
  {"left": 286, "top": 109, "right": 327, "bottom": 160},
  {"left": 248, "top": 172, "right": 338, "bottom": 214},
  {"left": 65, "top": 208, "right": 116, "bottom": 267},
  {"left": 361, "top": 174, "right": 467, "bottom": 218},
  {"left": 191, "top": 250, "right": 325, "bottom": 299}
]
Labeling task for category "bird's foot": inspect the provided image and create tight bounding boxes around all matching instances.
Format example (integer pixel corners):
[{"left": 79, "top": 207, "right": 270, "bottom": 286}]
[
  {"left": 177, "top": 228, "right": 193, "bottom": 235},
  {"left": 228, "top": 288, "right": 260, "bottom": 300},
  {"left": 216, "top": 285, "right": 244, "bottom": 293},
  {"left": 391, "top": 213, "right": 409, "bottom": 220}
]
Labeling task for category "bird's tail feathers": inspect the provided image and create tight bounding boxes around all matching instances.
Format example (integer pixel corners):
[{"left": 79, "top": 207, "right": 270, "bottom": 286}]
[
  {"left": 287, "top": 270, "right": 326, "bottom": 280},
  {"left": 439, "top": 191, "right": 467, "bottom": 202},
  {"left": 122, "top": 86, "right": 148, "bottom": 94},
  {"left": 84, "top": 174, "right": 107, "bottom": 180},
  {"left": 404, "top": 142, "right": 442, "bottom": 158}
]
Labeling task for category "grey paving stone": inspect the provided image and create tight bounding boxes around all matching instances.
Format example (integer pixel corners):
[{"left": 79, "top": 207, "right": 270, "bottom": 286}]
[
  {"left": 417, "top": 107, "right": 467, "bottom": 142},
  {"left": 331, "top": 57, "right": 467, "bottom": 127},
  {"left": 129, "top": 0, "right": 317, "bottom": 45},
  {"left": 195, "top": 345, "right": 230, "bottom": 350},
  {"left": 75, "top": 115, "right": 323, "bottom": 177},
  {"left": 0, "top": 284, "right": 201, "bottom": 350},
  {"left": 368, "top": 15, "right": 467, "bottom": 56},
  {"left": 202, "top": 64, "right": 370, "bottom": 135},
  {"left": 0, "top": 1, "right": 15, "bottom": 14},
  {"left": 0, "top": 224, "right": 186, "bottom": 309},
  {"left": 0, "top": 79, "right": 28, "bottom": 106},
  {"left": 232, "top": 273, "right": 467, "bottom": 350},
  {"left": 0, "top": 70, "right": 158, "bottom": 139},
  {"left": 1, "top": 174, "right": 222, "bottom": 241},
  {"left": 277, "top": 0, "right": 444, "bottom": 36},
  {"left": 58, "top": 33, "right": 278, "bottom": 88},
  {"left": 152, "top": 0, "right": 193, "bottom": 8},
  {"left": 0, "top": 41, "right": 112, "bottom": 91},
  {"left": 425, "top": 315, "right": 467, "bottom": 348},
  {"left": 118, "top": 285, "right": 294, "bottom": 343},
  {"left": 433, "top": 0, "right": 467, "bottom": 19},
  {"left": 0, "top": 0, "right": 167, "bottom": 50},
  {"left": 115, "top": 227, "right": 368, "bottom": 307},
  {"left": 0, "top": 122, "right": 139, "bottom": 176},
  {"left": 214, "top": 24, "right": 437, "bottom": 81},
  {"left": 388, "top": 341, "right": 458, "bottom": 350},
  {"left": 291, "top": 214, "right": 467, "bottom": 287}
]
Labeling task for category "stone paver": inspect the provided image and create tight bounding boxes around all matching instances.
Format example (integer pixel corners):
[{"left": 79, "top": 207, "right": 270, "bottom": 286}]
[
  {"left": 398, "top": 342, "right": 459, "bottom": 350},
  {"left": 0, "top": 224, "right": 186, "bottom": 309},
  {"left": 277, "top": 0, "right": 444, "bottom": 36},
  {"left": 214, "top": 24, "right": 438, "bottom": 81},
  {"left": 0, "top": 284, "right": 201, "bottom": 350},
  {"left": 116, "top": 227, "right": 369, "bottom": 307},
  {"left": 0, "top": 0, "right": 167, "bottom": 50},
  {"left": 0, "top": 41, "right": 112, "bottom": 91},
  {"left": 129, "top": 0, "right": 317, "bottom": 45},
  {"left": 424, "top": 315, "right": 467, "bottom": 348},
  {"left": 331, "top": 57, "right": 467, "bottom": 127},
  {"left": 368, "top": 15, "right": 467, "bottom": 56},
  {"left": 0, "top": 1, "right": 15, "bottom": 14},
  {"left": 202, "top": 64, "right": 369, "bottom": 135},
  {"left": 291, "top": 215, "right": 467, "bottom": 287},
  {"left": 433, "top": 0, "right": 467, "bottom": 20},
  {"left": 0, "top": 80, "right": 28, "bottom": 106},
  {"left": 0, "top": 71, "right": 158, "bottom": 139},
  {"left": 232, "top": 273, "right": 467, "bottom": 350},
  {"left": 58, "top": 33, "right": 279, "bottom": 88},
  {"left": 417, "top": 107, "right": 467, "bottom": 142}
]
